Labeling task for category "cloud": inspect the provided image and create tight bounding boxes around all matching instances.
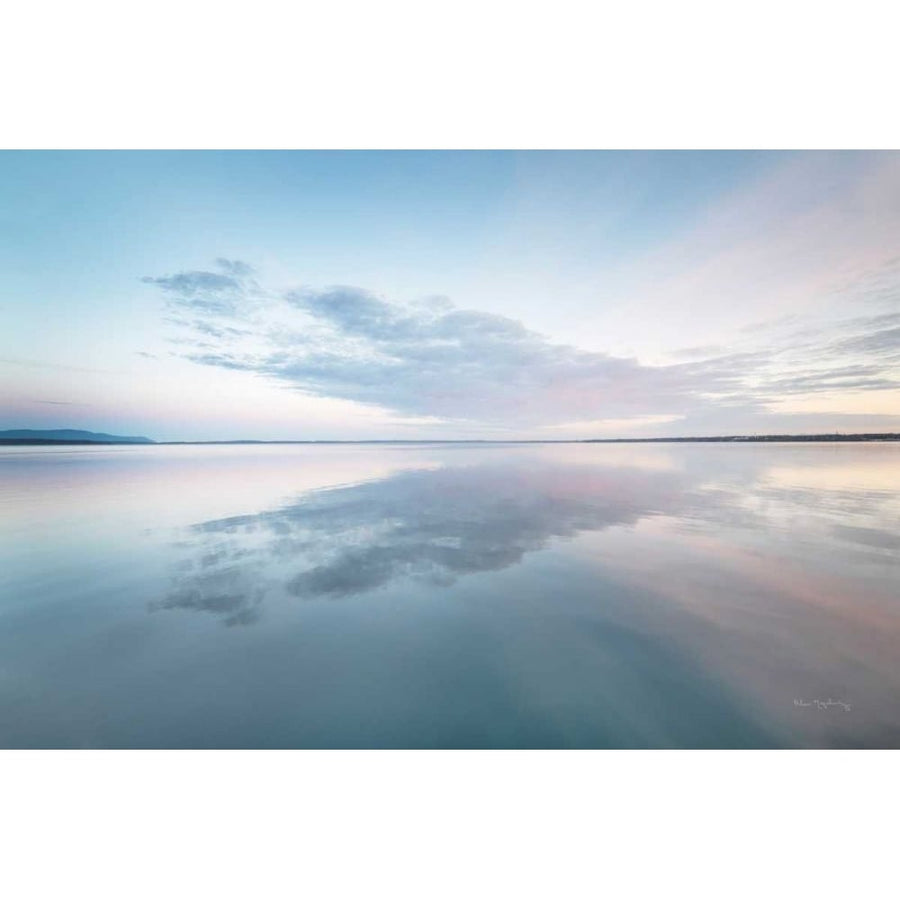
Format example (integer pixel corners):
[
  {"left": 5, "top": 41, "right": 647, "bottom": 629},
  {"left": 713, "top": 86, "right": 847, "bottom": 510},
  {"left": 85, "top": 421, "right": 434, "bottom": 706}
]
[
  {"left": 143, "top": 258, "right": 900, "bottom": 432},
  {"left": 835, "top": 326, "right": 900, "bottom": 357},
  {"left": 142, "top": 258, "right": 258, "bottom": 317},
  {"left": 215, "top": 258, "right": 256, "bottom": 277},
  {"left": 145, "top": 264, "right": 758, "bottom": 428},
  {"left": 669, "top": 344, "right": 724, "bottom": 359},
  {"left": 762, "top": 364, "right": 900, "bottom": 394}
]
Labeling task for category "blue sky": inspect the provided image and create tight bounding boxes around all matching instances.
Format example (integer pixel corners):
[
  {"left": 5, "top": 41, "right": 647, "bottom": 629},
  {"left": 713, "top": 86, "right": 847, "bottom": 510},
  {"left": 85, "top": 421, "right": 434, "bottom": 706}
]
[{"left": 2, "top": 150, "right": 899, "bottom": 440}]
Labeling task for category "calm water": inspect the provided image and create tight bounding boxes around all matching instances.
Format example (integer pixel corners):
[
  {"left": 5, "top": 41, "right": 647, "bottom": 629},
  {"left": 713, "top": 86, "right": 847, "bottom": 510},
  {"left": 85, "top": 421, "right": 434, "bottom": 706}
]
[{"left": 1, "top": 442, "right": 898, "bottom": 748}]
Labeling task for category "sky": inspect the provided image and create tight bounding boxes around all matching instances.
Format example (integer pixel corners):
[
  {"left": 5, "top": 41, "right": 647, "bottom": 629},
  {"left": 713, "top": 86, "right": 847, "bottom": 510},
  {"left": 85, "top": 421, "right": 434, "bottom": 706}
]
[{"left": 2, "top": 149, "right": 899, "bottom": 441}]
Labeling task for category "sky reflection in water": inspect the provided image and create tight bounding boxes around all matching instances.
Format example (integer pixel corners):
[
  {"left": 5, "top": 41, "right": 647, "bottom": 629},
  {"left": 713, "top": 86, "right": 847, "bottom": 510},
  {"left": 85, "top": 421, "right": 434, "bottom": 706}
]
[{"left": 1, "top": 442, "right": 898, "bottom": 747}]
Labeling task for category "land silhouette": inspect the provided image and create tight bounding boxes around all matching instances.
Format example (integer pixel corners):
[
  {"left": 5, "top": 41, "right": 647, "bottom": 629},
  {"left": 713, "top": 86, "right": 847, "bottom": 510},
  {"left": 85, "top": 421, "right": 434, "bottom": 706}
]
[{"left": 2, "top": 428, "right": 899, "bottom": 445}]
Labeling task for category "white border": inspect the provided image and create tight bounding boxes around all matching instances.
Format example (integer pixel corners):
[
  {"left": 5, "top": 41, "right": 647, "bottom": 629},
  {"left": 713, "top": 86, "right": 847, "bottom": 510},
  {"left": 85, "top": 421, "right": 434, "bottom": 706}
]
[
  {"left": 1, "top": 751, "right": 896, "bottom": 898},
  {"left": 2, "top": 0, "right": 899, "bottom": 149}
]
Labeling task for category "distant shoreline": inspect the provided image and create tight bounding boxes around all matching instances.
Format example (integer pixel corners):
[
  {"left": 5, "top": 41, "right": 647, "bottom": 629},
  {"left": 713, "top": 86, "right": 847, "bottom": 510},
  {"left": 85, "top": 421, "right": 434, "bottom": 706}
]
[{"left": 2, "top": 433, "right": 900, "bottom": 446}]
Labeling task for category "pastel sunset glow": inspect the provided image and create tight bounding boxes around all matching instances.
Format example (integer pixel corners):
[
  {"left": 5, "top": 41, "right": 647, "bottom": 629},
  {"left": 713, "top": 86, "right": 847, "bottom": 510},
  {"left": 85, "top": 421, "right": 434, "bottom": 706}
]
[{"left": 3, "top": 150, "right": 899, "bottom": 440}]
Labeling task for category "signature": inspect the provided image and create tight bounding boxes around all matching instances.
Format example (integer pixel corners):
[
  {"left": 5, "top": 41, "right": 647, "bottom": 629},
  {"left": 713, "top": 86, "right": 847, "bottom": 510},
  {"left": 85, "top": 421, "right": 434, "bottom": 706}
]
[{"left": 793, "top": 698, "right": 851, "bottom": 711}]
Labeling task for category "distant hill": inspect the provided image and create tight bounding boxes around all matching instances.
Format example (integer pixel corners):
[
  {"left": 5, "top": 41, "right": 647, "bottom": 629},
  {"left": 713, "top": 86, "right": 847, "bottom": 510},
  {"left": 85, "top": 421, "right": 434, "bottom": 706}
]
[
  {"left": 582, "top": 433, "right": 900, "bottom": 443},
  {"left": 0, "top": 429, "right": 155, "bottom": 444}
]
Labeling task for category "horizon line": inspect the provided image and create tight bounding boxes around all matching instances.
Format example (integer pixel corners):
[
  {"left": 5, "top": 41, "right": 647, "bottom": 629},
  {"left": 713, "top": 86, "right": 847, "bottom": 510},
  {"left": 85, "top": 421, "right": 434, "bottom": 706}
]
[{"left": 3, "top": 429, "right": 900, "bottom": 446}]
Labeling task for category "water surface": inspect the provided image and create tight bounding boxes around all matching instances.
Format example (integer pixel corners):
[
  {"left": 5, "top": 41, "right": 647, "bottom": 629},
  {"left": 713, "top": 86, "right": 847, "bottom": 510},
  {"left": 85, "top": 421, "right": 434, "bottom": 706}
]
[{"left": 1, "top": 442, "right": 898, "bottom": 747}]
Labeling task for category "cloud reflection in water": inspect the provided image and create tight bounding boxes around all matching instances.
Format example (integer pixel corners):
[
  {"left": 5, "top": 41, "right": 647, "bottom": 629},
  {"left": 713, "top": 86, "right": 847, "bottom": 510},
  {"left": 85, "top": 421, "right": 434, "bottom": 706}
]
[
  {"left": 156, "top": 460, "right": 689, "bottom": 624},
  {"left": 148, "top": 446, "right": 900, "bottom": 747}
]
